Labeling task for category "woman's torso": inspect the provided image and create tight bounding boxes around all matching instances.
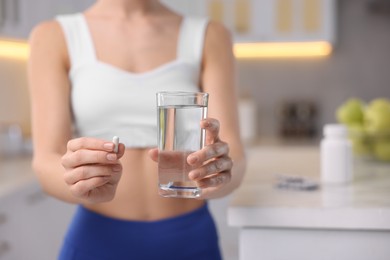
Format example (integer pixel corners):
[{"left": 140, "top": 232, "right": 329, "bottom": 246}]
[
  {"left": 84, "top": 149, "right": 204, "bottom": 221},
  {"left": 59, "top": 6, "right": 208, "bottom": 220}
]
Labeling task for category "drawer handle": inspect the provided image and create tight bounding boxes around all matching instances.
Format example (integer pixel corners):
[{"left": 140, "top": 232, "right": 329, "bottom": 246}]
[
  {"left": 0, "top": 241, "right": 11, "bottom": 257},
  {"left": 0, "top": 214, "right": 7, "bottom": 226}
]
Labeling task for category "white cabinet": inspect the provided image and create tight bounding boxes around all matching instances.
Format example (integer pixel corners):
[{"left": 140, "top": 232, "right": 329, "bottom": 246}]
[
  {"left": 0, "top": 0, "right": 94, "bottom": 39},
  {"left": 0, "top": 181, "right": 76, "bottom": 260},
  {"left": 162, "top": 0, "right": 336, "bottom": 44},
  {"left": 1, "top": 0, "right": 336, "bottom": 42},
  {"left": 254, "top": 0, "right": 336, "bottom": 44},
  {"left": 239, "top": 228, "right": 390, "bottom": 260}
]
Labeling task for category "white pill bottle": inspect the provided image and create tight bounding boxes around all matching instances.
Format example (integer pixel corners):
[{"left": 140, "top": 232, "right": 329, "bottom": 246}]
[{"left": 320, "top": 124, "right": 353, "bottom": 184}]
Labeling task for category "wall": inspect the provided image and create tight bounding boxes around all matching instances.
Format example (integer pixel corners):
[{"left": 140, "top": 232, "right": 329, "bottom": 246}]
[
  {"left": 0, "top": 0, "right": 95, "bottom": 137},
  {"left": 237, "top": 0, "right": 390, "bottom": 138},
  {"left": 0, "top": 59, "right": 30, "bottom": 135}
]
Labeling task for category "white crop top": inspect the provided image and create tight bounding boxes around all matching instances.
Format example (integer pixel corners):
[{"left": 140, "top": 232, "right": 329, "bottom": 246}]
[{"left": 56, "top": 13, "right": 209, "bottom": 147}]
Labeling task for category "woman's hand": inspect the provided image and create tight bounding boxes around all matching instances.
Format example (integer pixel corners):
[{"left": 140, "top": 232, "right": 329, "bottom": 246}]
[
  {"left": 149, "top": 118, "right": 233, "bottom": 199},
  {"left": 61, "top": 137, "right": 125, "bottom": 204},
  {"left": 187, "top": 118, "right": 233, "bottom": 199}
]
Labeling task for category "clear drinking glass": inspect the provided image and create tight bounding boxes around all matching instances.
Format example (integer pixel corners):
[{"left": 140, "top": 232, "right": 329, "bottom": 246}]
[{"left": 156, "top": 91, "right": 209, "bottom": 198}]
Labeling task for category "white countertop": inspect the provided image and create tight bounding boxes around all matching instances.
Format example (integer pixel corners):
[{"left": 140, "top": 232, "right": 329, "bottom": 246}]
[
  {"left": 0, "top": 156, "right": 36, "bottom": 199},
  {"left": 228, "top": 145, "right": 390, "bottom": 230}
]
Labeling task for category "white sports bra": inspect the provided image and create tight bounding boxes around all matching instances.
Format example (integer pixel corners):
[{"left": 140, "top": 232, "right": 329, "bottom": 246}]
[{"left": 56, "top": 13, "right": 209, "bottom": 147}]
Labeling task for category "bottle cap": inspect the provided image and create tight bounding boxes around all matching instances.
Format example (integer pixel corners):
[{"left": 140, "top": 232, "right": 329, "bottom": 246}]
[{"left": 323, "top": 124, "right": 348, "bottom": 138}]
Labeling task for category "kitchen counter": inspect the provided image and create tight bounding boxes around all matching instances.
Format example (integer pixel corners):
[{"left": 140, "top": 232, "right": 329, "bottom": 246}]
[{"left": 228, "top": 145, "right": 390, "bottom": 260}]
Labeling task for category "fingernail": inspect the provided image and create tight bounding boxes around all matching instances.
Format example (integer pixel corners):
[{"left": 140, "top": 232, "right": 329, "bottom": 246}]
[
  {"left": 104, "top": 143, "right": 114, "bottom": 150},
  {"left": 107, "top": 153, "right": 117, "bottom": 161}
]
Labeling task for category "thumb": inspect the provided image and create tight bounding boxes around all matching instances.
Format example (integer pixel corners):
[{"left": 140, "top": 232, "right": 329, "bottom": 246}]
[{"left": 148, "top": 148, "right": 158, "bottom": 162}]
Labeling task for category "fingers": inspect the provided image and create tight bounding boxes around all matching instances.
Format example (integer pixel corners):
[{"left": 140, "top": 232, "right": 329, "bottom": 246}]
[
  {"left": 188, "top": 118, "right": 226, "bottom": 166},
  {"left": 148, "top": 148, "right": 158, "bottom": 162},
  {"left": 69, "top": 172, "right": 121, "bottom": 199},
  {"left": 67, "top": 137, "right": 115, "bottom": 152},
  {"left": 186, "top": 118, "right": 232, "bottom": 190},
  {"left": 70, "top": 176, "right": 109, "bottom": 198},
  {"left": 64, "top": 163, "right": 122, "bottom": 201},
  {"left": 116, "top": 143, "right": 126, "bottom": 158},
  {"left": 201, "top": 118, "right": 220, "bottom": 144},
  {"left": 62, "top": 149, "right": 119, "bottom": 168},
  {"left": 62, "top": 137, "right": 126, "bottom": 168},
  {"left": 187, "top": 141, "right": 229, "bottom": 167},
  {"left": 196, "top": 172, "right": 231, "bottom": 188},
  {"left": 62, "top": 137, "right": 125, "bottom": 203},
  {"left": 67, "top": 137, "right": 125, "bottom": 155},
  {"left": 64, "top": 164, "right": 122, "bottom": 185},
  {"left": 189, "top": 156, "right": 233, "bottom": 181}
]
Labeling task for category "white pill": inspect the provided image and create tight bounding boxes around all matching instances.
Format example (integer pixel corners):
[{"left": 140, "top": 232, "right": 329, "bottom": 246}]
[{"left": 113, "top": 136, "right": 119, "bottom": 153}]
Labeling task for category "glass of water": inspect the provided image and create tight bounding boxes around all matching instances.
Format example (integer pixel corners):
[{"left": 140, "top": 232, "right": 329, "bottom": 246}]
[{"left": 156, "top": 91, "right": 209, "bottom": 198}]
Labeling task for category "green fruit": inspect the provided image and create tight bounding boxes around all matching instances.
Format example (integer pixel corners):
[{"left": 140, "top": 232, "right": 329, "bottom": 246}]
[
  {"left": 373, "top": 141, "right": 390, "bottom": 161},
  {"left": 364, "top": 98, "right": 390, "bottom": 135},
  {"left": 336, "top": 98, "right": 365, "bottom": 127},
  {"left": 348, "top": 124, "right": 371, "bottom": 155},
  {"left": 352, "top": 138, "right": 371, "bottom": 155},
  {"left": 348, "top": 123, "right": 366, "bottom": 136},
  {"left": 368, "top": 98, "right": 390, "bottom": 111}
]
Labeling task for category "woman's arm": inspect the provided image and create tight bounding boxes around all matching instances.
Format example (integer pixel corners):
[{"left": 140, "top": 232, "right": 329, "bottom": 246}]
[
  {"left": 28, "top": 21, "right": 77, "bottom": 203},
  {"left": 147, "top": 21, "right": 247, "bottom": 199},
  {"left": 193, "top": 21, "right": 247, "bottom": 199},
  {"left": 28, "top": 21, "right": 124, "bottom": 204}
]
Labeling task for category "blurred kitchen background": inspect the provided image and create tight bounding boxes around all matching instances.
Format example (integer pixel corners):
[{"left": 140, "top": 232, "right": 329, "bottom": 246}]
[
  {"left": 0, "top": 0, "right": 390, "bottom": 144},
  {"left": 1, "top": 0, "right": 390, "bottom": 259}
]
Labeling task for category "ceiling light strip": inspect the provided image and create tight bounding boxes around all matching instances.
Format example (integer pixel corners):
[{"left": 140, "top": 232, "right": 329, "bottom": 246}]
[
  {"left": 234, "top": 41, "right": 332, "bottom": 59},
  {"left": 0, "top": 39, "right": 29, "bottom": 60}
]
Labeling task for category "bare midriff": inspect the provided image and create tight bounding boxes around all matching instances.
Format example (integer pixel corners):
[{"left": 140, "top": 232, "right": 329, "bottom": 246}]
[{"left": 83, "top": 148, "right": 205, "bottom": 221}]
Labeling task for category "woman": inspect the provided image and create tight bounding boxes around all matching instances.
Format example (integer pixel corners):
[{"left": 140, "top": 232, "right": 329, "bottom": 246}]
[{"left": 28, "top": 0, "right": 246, "bottom": 259}]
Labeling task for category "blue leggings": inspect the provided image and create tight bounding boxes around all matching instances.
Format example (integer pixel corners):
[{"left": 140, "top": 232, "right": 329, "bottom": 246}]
[{"left": 58, "top": 203, "right": 222, "bottom": 260}]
